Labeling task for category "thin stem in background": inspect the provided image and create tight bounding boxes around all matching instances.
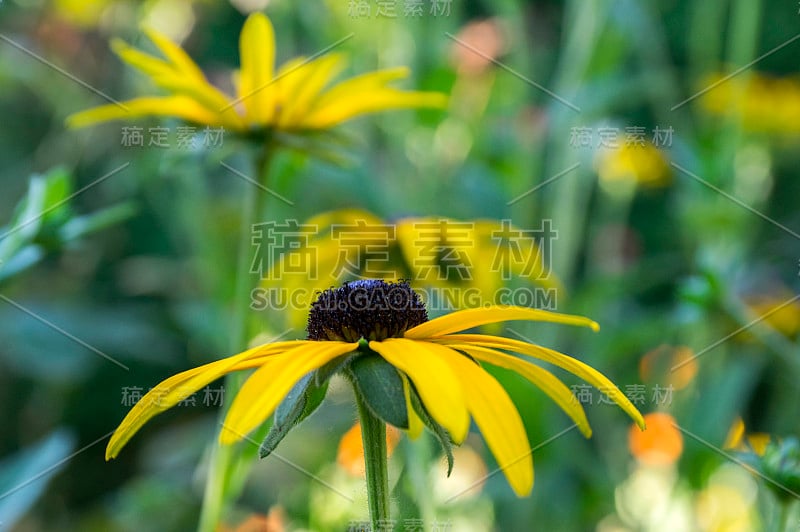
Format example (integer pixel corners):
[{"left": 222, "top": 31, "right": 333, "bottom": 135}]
[{"left": 198, "top": 144, "right": 274, "bottom": 532}]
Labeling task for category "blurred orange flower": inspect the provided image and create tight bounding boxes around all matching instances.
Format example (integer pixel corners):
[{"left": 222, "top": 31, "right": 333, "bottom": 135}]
[
  {"left": 639, "top": 345, "right": 698, "bottom": 391},
  {"left": 628, "top": 412, "right": 683, "bottom": 466},
  {"left": 220, "top": 506, "right": 285, "bottom": 532},
  {"left": 337, "top": 421, "right": 402, "bottom": 477}
]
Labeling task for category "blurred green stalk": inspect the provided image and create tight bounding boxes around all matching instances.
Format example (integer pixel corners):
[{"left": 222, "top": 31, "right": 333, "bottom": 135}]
[
  {"left": 545, "top": 0, "right": 608, "bottom": 285},
  {"left": 198, "top": 146, "right": 274, "bottom": 532}
]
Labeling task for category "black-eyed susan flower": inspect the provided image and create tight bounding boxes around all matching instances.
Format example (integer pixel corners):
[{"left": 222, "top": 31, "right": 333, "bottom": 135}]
[
  {"left": 66, "top": 13, "right": 446, "bottom": 133},
  {"left": 107, "top": 279, "right": 644, "bottom": 497}
]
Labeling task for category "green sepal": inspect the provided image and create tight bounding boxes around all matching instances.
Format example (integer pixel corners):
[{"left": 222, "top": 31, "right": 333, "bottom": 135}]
[
  {"left": 349, "top": 354, "right": 409, "bottom": 430},
  {"left": 315, "top": 353, "right": 354, "bottom": 387},
  {"left": 407, "top": 381, "right": 455, "bottom": 476},
  {"left": 259, "top": 371, "right": 329, "bottom": 459}
]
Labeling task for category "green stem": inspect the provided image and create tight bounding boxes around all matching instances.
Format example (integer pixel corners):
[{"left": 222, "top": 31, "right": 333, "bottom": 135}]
[
  {"left": 775, "top": 499, "right": 794, "bottom": 532},
  {"left": 355, "top": 389, "right": 391, "bottom": 530},
  {"left": 198, "top": 145, "right": 273, "bottom": 532}
]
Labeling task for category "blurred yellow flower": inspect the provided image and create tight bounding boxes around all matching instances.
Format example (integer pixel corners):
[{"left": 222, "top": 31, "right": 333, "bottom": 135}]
[
  {"left": 700, "top": 72, "right": 800, "bottom": 134},
  {"left": 67, "top": 13, "right": 446, "bottom": 133},
  {"left": 53, "top": 0, "right": 112, "bottom": 27},
  {"left": 254, "top": 208, "right": 562, "bottom": 328},
  {"left": 724, "top": 417, "right": 771, "bottom": 456},
  {"left": 595, "top": 138, "right": 671, "bottom": 191},
  {"left": 744, "top": 292, "right": 800, "bottom": 338}
]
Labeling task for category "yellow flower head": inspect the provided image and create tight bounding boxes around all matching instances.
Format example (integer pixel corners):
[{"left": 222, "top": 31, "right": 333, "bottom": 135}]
[
  {"left": 699, "top": 72, "right": 800, "bottom": 135},
  {"left": 258, "top": 208, "right": 562, "bottom": 329},
  {"left": 595, "top": 138, "right": 671, "bottom": 191},
  {"left": 107, "top": 279, "right": 644, "bottom": 497},
  {"left": 67, "top": 13, "right": 447, "bottom": 133}
]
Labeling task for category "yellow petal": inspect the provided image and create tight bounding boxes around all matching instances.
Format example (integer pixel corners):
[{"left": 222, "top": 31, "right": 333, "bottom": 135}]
[
  {"left": 368, "top": 338, "right": 469, "bottom": 443},
  {"left": 303, "top": 88, "right": 447, "bottom": 129},
  {"left": 723, "top": 417, "right": 746, "bottom": 450},
  {"left": 105, "top": 340, "right": 306, "bottom": 459},
  {"left": 428, "top": 342, "right": 533, "bottom": 496},
  {"left": 269, "top": 56, "right": 307, "bottom": 121},
  {"left": 220, "top": 341, "right": 358, "bottom": 444},
  {"left": 277, "top": 54, "right": 346, "bottom": 127},
  {"left": 310, "top": 67, "right": 411, "bottom": 110},
  {"left": 66, "top": 96, "right": 227, "bottom": 129},
  {"left": 405, "top": 306, "right": 599, "bottom": 339},
  {"left": 401, "top": 374, "right": 424, "bottom": 440},
  {"left": 305, "top": 208, "right": 386, "bottom": 233},
  {"left": 111, "top": 38, "right": 242, "bottom": 128},
  {"left": 141, "top": 27, "right": 205, "bottom": 79},
  {"left": 449, "top": 344, "right": 591, "bottom": 438},
  {"left": 238, "top": 12, "right": 276, "bottom": 125},
  {"left": 747, "top": 433, "right": 771, "bottom": 456},
  {"left": 434, "top": 334, "right": 645, "bottom": 430},
  {"left": 303, "top": 66, "right": 446, "bottom": 128},
  {"left": 111, "top": 38, "right": 173, "bottom": 78}
]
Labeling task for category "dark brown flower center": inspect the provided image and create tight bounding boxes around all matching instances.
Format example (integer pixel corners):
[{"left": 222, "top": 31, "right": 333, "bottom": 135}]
[{"left": 306, "top": 280, "right": 428, "bottom": 342}]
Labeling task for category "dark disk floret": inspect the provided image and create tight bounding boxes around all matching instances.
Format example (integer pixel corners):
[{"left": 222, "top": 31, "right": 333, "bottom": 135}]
[{"left": 306, "top": 279, "right": 428, "bottom": 341}]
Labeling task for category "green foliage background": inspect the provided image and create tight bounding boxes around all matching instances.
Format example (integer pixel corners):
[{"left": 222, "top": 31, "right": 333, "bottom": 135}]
[{"left": 1, "top": 0, "right": 799, "bottom": 530}]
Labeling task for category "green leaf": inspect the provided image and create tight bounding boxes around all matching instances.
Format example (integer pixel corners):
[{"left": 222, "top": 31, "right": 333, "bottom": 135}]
[
  {"left": 0, "top": 169, "right": 133, "bottom": 283},
  {"left": 0, "top": 176, "right": 47, "bottom": 264},
  {"left": 39, "top": 167, "right": 73, "bottom": 226},
  {"left": 0, "top": 245, "right": 44, "bottom": 283},
  {"left": 350, "top": 353, "right": 409, "bottom": 430},
  {"left": 259, "top": 372, "right": 329, "bottom": 459},
  {"left": 58, "top": 202, "right": 137, "bottom": 242},
  {"left": 407, "top": 381, "right": 455, "bottom": 476},
  {"left": 0, "top": 429, "right": 76, "bottom": 528}
]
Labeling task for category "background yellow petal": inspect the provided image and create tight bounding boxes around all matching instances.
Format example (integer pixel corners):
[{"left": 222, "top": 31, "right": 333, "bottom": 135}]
[
  {"left": 277, "top": 54, "right": 345, "bottom": 127},
  {"left": 310, "top": 67, "right": 411, "bottom": 110},
  {"left": 429, "top": 342, "right": 534, "bottom": 497},
  {"left": 111, "top": 38, "right": 241, "bottom": 128},
  {"left": 303, "top": 89, "right": 446, "bottom": 129},
  {"left": 238, "top": 12, "right": 276, "bottom": 125},
  {"left": 450, "top": 344, "right": 592, "bottom": 438},
  {"left": 142, "top": 27, "right": 205, "bottom": 79},
  {"left": 111, "top": 38, "right": 173, "bottom": 78},
  {"left": 220, "top": 341, "right": 357, "bottom": 444},
  {"left": 405, "top": 306, "right": 599, "bottom": 339},
  {"left": 67, "top": 96, "right": 227, "bottom": 129},
  {"left": 368, "top": 339, "right": 469, "bottom": 443},
  {"left": 435, "top": 335, "right": 645, "bottom": 430}
]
